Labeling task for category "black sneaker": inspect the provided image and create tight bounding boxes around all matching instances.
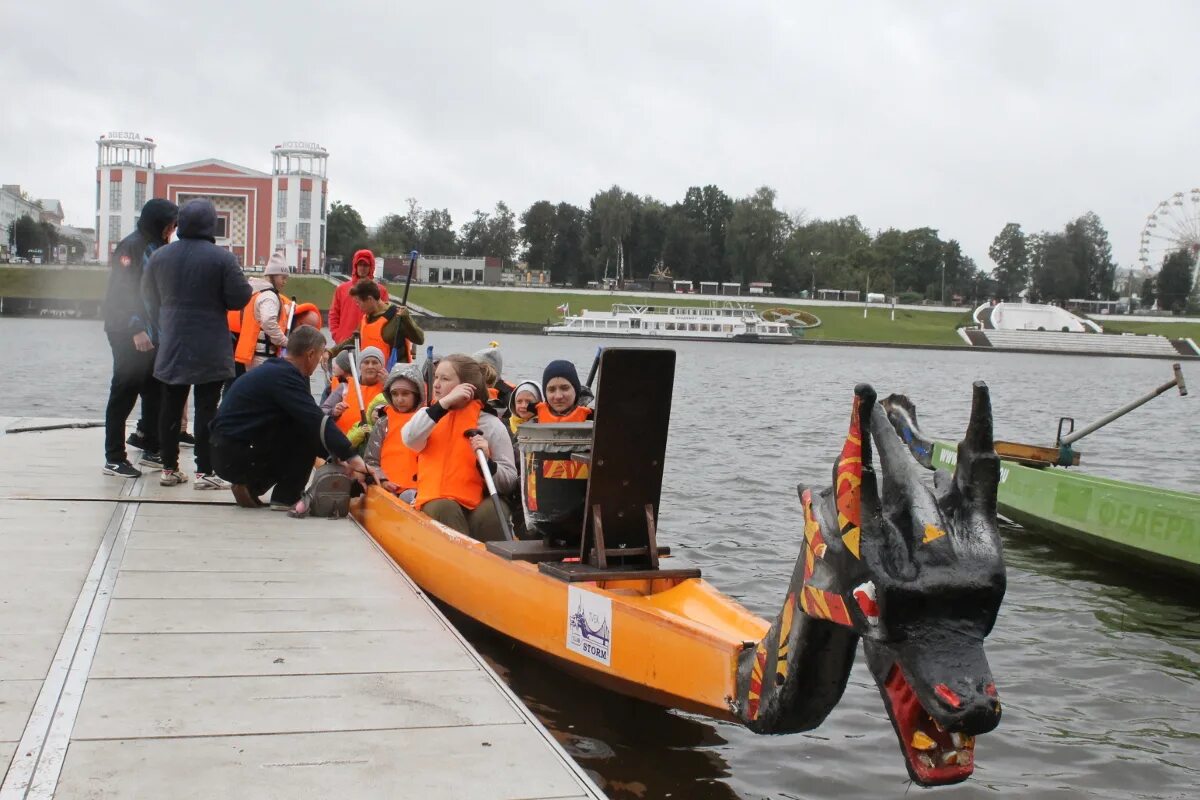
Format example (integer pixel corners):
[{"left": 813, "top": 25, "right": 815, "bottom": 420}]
[
  {"left": 126, "top": 430, "right": 148, "bottom": 450},
  {"left": 102, "top": 460, "right": 142, "bottom": 478},
  {"left": 138, "top": 451, "right": 164, "bottom": 468},
  {"left": 179, "top": 431, "right": 196, "bottom": 448}
]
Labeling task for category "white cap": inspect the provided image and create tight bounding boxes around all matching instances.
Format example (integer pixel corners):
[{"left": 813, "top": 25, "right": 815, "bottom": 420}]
[{"left": 264, "top": 252, "right": 288, "bottom": 276}]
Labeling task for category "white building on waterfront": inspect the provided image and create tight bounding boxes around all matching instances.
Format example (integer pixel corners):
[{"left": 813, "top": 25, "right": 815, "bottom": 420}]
[{"left": 1, "top": 185, "right": 84, "bottom": 261}]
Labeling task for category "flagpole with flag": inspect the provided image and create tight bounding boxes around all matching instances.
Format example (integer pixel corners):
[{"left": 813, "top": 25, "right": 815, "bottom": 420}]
[{"left": 556, "top": 302, "right": 570, "bottom": 316}]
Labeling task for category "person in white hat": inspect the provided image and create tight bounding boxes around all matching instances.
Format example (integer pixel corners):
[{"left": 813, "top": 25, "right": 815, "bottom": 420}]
[{"left": 236, "top": 251, "right": 293, "bottom": 373}]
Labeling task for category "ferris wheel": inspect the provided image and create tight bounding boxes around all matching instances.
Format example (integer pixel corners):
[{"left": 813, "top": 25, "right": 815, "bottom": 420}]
[{"left": 1138, "top": 189, "right": 1200, "bottom": 270}]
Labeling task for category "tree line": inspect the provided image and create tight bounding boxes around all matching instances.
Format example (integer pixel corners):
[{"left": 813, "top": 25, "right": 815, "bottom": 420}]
[
  {"left": 989, "top": 214, "right": 1199, "bottom": 313},
  {"left": 327, "top": 185, "right": 987, "bottom": 304},
  {"left": 326, "top": 184, "right": 1199, "bottom": 311},
  {"left": 5, "top": 214, "right": 88, "bottom": 263}
]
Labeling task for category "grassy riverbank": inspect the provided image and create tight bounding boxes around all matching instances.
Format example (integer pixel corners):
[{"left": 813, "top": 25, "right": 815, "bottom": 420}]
[
  {"left": 401, "top": 285, "right": 968, "bottom": 345},
  {"left": 1103, "top": 319, "right": 1200, "bottom": 343},
  {"left": 4, "top": 267, "right": 1198, "bottom": 346},
  {"left": 0, "top": 268, "right": 336, "bottom": 307},
  {"left": 0, "top": 266, "right": 109, "bottom": 299},
  {"left": 399, "top": 285, "right": 1200, "bottom": 345}
]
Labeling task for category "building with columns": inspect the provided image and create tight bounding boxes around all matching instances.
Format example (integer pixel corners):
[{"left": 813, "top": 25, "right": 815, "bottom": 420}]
[{"left": 94, "top": 133, "right": 328, "bottom": 270}]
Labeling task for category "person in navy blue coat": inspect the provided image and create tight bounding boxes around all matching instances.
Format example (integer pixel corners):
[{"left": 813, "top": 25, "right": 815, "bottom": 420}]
[{"left": 142, "top": 198, "right": 252, "bottom": 488}]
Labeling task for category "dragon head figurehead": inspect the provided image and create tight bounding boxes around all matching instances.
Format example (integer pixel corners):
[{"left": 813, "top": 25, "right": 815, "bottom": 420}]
[
  {"left": 809, "top": 382, "right": 1005, "bottom": 785},
  {"left": 735, "top": 382, "right": 1006, "bottom": 787}
]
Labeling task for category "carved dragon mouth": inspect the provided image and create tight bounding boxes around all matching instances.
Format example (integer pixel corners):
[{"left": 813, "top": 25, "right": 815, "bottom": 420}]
[{"left": 881, "top": 664, "right": 976, "bottom": 786}]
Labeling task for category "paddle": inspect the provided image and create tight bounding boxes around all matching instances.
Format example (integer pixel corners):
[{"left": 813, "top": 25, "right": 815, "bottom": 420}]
[
  {"left": 464, "top": 427, "right": 515, "bottom": 541},
  {"left": 585, "top": 346, "right": 603, "bottom": 389},
  {"left": 279, "top": 295, "right": 297, "bottom": 356},
  {"left": 402, "top": 249, "right": 419, "bottom": 306},
  {"left": 425, "top": 345, "right": 435, "bottom": 407},
  {"left": 348, "top": 332, "right": 368, "bottom": 427},
  {"left": 579, "top": 346, "right": 602, "bottom": 406}
]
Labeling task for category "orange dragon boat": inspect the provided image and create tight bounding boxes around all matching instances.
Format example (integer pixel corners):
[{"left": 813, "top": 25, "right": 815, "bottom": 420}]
[{"left": 354, "top": 348, "right": 1007, "bottom": 787}]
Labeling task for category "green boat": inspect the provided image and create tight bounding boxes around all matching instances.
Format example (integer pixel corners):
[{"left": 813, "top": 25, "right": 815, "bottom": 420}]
[
  {"left": 882, "top": 367, "right": 1199, "bottom": 581},
  {"left": 927, "top": 439, "right": 1200, "bottom": 579}
]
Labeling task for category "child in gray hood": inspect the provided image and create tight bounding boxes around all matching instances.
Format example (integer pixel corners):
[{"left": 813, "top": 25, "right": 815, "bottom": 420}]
[{"left": 364, "top": 362, "right": 426, "bottom": 500}]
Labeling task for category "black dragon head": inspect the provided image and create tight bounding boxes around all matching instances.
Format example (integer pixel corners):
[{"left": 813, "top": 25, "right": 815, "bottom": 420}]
[{"left": 797, "top": 383, "right": 1006, "bottom": 785}]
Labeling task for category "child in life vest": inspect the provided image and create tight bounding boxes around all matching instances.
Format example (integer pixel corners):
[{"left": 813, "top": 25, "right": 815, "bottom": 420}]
[
  {"left": 321, "top": 351, "right": 351, "bottom": 404},
  {"left": 507, "top": 381, "right": 542, "bottom": 437},
  {"left": 401, "top": 353, "right": 517, "bottom": 541},
  {"left": 536, "top": 360, "right": 594, "bottom": 423},
  {"left": 321, "top": 346, "right": 386, "bottom": 446},
  {"left": 364, "top": 363, "right": 425, "bottom": 502},
  {"left": 474, "top": 343, "right": 514, "bottom": 408}
]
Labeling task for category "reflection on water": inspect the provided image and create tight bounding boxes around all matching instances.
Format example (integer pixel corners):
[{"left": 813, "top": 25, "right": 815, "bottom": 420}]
[
  {"left": 450, "top": 609, "right": 741, "bottom": 800},
  {"left": 5, "top": 318, "right": 1198, "bottom": 799}
]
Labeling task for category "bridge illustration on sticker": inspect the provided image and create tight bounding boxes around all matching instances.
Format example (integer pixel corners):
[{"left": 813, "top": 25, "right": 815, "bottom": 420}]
[{"left": 566, "top": 585, "right": 612, "bottom": 665}]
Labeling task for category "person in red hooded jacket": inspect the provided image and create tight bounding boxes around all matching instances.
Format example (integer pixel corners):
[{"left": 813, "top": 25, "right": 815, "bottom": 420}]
[{"left": 329, "top": 249, "right": 390, "bottom": 342}]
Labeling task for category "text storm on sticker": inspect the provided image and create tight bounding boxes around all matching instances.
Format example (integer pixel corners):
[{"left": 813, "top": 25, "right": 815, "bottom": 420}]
[{"left": 566, "top": 585, "right": 612, "bottom": 666}]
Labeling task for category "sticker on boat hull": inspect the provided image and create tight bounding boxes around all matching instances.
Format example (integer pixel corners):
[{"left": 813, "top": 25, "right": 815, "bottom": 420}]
[{"left": 567, "top": 585, "right": 612, "bottom": 666}]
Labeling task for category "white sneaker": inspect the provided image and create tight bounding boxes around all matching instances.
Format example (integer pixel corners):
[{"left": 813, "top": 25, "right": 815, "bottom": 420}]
[
  {"left": 194, "top": 473, "right": 230, "bottom": 490},
  {"left": 160, "top": 469, "right": 188, "bottom": 486}
]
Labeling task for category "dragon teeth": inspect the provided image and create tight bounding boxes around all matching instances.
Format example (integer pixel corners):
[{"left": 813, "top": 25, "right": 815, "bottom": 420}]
[
  {"left": 950, "top": 732, "right": 964, "bottom": 748},
  {"left": 918, "top": 754, "right": 935, "bottom": 770},
  {"left": 950, "top": 732, "right": 975, "bottom": 749},
  {"left": 910, "top": 731, "right": 936, "bottom": 751},
  {"left": 957, "top": 750, "right": 973, "bottom": 766},
  {"left": 942, "top": 750, "right": 959, "bottom": 765}
]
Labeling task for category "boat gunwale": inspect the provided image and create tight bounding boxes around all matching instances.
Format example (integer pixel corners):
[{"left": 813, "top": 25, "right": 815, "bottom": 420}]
[{"left": 356, "top": 487, "right": 770, "bottom": 648}]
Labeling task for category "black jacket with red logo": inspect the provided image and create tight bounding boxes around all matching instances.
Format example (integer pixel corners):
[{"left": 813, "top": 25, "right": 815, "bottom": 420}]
[{"left": 102, "top": 198, "right": 178, "bottom": 339}]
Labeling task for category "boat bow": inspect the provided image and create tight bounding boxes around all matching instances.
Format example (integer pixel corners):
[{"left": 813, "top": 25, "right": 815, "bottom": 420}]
[{"left": 733, "top": 383, "right": 1007, "bottom": 786}]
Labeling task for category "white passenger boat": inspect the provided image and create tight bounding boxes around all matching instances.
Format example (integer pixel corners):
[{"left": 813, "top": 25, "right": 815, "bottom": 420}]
[{"left": 544, "top": 302, "right": 797, "bottom": 344}]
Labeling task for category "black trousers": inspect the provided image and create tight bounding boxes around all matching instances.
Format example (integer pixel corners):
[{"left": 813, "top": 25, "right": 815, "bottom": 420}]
[
  {"left": 104, "top": 332, "right": 162, "bottom": 463},
  {"left": 211, "top": 427, "right": 317, "bottom": 505},
  {"left": 160, "top": 381, "right": 222, "bottom": 473}
]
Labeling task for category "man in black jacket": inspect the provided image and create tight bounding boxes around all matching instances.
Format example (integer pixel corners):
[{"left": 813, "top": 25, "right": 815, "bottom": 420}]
[
  {"left": 210, "top": 325, "right": 366, "bottom": 509},
  {"left": 101, "top": 198, "right": 178, "bottom": 477},
  {"left": 143, "top": 199, "right": 252, "bottom": 488}
]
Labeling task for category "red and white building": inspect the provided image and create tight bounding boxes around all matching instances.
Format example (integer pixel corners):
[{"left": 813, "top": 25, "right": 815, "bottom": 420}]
[{"left": 95, "top": 132, "right": 328, "bottom": 271}]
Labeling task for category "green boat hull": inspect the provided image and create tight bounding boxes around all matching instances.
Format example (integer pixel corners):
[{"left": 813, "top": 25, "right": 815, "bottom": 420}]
[{"left": 931, "top": 441, "right": 1200, "bottom": 579}]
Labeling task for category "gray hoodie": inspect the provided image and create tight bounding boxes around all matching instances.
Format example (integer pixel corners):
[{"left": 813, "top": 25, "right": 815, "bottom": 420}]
[{"left": 364, "top": 362, "right": 427, "bottom": 471}]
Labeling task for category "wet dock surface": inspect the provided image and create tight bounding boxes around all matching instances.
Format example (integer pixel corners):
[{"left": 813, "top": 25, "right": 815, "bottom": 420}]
[{"left": 0, "top": 421, "right": 603, "bottom": 799}]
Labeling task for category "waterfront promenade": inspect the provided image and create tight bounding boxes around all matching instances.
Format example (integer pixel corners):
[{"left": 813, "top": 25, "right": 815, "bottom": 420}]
[{"left": 0, "top": 420, "right": 603, "bottom": 799}]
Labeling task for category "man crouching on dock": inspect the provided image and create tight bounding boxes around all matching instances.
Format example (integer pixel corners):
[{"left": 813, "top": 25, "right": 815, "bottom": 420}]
[{"left": 210, "top": 325, "right": 367, "bottom": 509}]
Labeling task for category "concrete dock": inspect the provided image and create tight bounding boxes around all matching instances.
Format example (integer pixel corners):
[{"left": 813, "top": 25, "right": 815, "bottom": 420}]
[{"left": 0, "top": 421, "right": 604, "bottom": 799}]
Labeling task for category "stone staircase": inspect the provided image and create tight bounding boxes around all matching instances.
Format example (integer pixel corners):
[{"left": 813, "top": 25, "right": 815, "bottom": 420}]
[{"left": 975, "top": 328, "right": 1192, "bottom": 358}]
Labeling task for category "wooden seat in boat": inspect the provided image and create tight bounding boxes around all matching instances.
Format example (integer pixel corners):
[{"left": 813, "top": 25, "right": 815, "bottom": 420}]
[
  {"left": 538, "top": 561, "right": 700, "bottom": 583},
  {"left": 486, "top": 539, "right": 672, "bottom": 563}
]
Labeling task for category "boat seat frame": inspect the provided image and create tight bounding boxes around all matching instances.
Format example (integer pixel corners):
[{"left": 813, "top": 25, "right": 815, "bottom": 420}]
[
  {"left": 486, "top": 539, "right": 673, "bottom": 564},
  {"left": 537, "top": 561, "right": 701, "bottom": 583},
  {"left": 578, "top": 349, "right": 675, "bottom": 573}
]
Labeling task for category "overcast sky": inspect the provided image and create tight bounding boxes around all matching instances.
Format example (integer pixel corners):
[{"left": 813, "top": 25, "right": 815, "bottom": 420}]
[{"left": 3, "top": 1, "right": 1197, "bottom": 270}]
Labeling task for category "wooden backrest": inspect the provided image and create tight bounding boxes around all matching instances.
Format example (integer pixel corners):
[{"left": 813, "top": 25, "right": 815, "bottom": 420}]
[{"left": 581, "top": 348, "right": 675, "bottom": 563}]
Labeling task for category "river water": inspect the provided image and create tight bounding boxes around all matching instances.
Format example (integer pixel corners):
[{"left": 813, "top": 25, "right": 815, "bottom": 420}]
[{"left": 4, "top": 318, "right": 1197, "bottom": 799}]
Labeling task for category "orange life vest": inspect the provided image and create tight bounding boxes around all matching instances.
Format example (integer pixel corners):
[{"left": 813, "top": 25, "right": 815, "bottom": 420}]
[
  {"left": 358, "top": 307, "right": 412, "bottom": 365},
  {"left": 535, "top": 402, "right": 593, "bottom": 423},
  {"left": 234, "top": 290, "right": 293, "bottom": 365},
  {"left": 415, "top": 401, "right": 484, "bottom": 511},
  {"left": 487, "top": 387, "right": 500, "bottom": 401},
  {"left": 227, "top": 308, "right": 242, "bottom": 334},
  {"left": 334, "top": 378, "right": 384, "bottom": 433},
  {"left": 291, "top": 302, "right": 322, "bottom": 328},
  {"left": 380, "top": 406, "right": 419, "bottom": 491}
]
